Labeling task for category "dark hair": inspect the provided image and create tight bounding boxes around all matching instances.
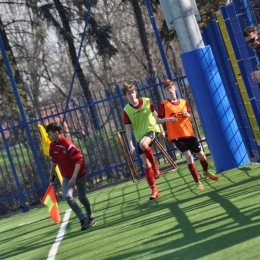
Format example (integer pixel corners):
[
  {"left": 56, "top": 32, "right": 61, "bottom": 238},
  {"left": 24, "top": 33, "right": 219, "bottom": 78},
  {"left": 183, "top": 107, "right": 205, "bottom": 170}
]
[
  {"left": 243, "top": 26, "right": 257, "bottom": 37},
  {"left": 121, "top": 83, "right": 136, "bottom": 95},
  {"left": 46, "top": 122, "right": 62, "bottom": 134}
]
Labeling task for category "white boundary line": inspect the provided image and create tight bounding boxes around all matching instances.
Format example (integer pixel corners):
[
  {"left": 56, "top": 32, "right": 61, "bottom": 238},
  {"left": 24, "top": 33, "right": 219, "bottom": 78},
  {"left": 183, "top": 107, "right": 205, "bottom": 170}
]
[{"left": 47, "top": 209, "right": 72, "bottom": 260}]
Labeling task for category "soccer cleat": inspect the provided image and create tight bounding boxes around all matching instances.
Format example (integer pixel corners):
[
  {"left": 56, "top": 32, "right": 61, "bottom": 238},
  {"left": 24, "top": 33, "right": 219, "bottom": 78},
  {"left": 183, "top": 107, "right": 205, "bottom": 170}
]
[
  {"left": 80, "top": 217, "right": 90, "bottom": 231},
  {"left": 195, "top": 181, "right": 204, "bottom": 190},
  {"left": 149, "top": 191, "right": 160, "bottom": 200},
  {"left": 203, "top": 171, "right": 219, "bottom": 181},
  {"left": 153, "top": 166, "right": 161, "bottom": 179},
  {"left": 88, "top": 217, "right": 97, "bottom": 227}
]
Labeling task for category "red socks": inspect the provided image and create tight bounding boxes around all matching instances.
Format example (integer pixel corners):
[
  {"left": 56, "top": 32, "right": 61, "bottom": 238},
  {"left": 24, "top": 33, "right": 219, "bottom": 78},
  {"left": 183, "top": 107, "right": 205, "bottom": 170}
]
[
  {"left": 143, "top": 146, "right": 159, "bottom": 171},
  {"left": 143, "top": 146, "right": 158, "bottom": 169},
  {"left": 188, "top": 163, "right": 200, "bottom": 182},
  {"left": 144, "top": 167, "right": 157, "bottom": 192},
  {"left": 200, "top": 159, "right": 208, "bottom": 171}
]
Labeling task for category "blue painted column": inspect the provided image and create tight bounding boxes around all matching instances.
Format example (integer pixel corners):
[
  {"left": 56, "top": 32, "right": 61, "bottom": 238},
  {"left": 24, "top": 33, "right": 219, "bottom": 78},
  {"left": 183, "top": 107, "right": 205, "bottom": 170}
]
[{"left": 181, "top": 46, "right": 250, "bottom": 173}]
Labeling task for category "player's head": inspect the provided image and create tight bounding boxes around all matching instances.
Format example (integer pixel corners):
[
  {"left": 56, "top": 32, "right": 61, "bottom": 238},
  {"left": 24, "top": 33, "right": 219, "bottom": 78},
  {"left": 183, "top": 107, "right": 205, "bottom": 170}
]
[
  {"left": 122, "top": 83, "right": 138, "bottom": 104},
  {"left": 163, "top": 79, "right": 176, "bottom": 89},
  {"left": 243, "top": 26, "right": 260, "bottom": 51},
  {"left": 163, "top": 79, "right": 177, "bottom": 99},
  {"left": 122, "top": 83, "right": 136, "bottom": 95},
  {"left": 46, "top": 122, "right": 62, "bottom": 142}
]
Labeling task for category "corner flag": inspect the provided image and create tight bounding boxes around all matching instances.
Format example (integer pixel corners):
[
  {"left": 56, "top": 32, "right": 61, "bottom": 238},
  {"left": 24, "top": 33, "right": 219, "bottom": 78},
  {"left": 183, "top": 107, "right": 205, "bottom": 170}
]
[
  {"left": 41, "top": 184, "right": 60, "bottom": 224},
  {"left": 38, "top": 124, "right": 63, "bottom": 184}
]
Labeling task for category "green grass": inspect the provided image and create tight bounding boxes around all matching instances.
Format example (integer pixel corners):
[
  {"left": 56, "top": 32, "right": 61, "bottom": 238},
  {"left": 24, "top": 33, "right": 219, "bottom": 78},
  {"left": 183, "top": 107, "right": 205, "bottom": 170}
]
[{"left": 1, "top": 158, "right": 260, "bottom": 260}]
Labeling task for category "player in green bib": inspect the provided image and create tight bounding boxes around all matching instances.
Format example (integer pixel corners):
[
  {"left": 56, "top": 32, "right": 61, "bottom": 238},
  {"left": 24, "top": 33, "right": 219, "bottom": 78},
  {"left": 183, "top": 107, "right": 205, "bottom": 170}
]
[{"left": 122, "top": 83, "right": 165, "bottom": 200}]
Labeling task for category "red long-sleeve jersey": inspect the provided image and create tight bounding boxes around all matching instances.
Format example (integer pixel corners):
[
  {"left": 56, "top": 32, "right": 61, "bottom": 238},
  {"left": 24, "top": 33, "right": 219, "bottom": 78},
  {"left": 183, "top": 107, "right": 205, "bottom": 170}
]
[{"left": 49, "top": 135, "right": 86, "bottom": 178}]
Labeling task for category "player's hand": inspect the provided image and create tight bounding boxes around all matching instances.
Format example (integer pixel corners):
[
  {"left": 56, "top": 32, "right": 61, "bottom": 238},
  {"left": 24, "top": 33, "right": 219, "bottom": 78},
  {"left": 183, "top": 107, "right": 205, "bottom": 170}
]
[
  {"left": 49, "top": 174, "right": 55, "bottom": 184},
  {"left": 168, "top": 117, "right": 177, "bottom": 122},
  {"left": 182, "top": 110, "right": 189, "bottom": 117},
  {"left": 68, "top": 177, "right": 76, "bottom": 188},
  {"left": 251, "top": 71, "right": 260, "bottom": 82},
  {"left": 130, "top": 145, "right": 135, "bottom": 155},
  {"left": 160, "top": 131, "right": 165, "bottom": 138}
]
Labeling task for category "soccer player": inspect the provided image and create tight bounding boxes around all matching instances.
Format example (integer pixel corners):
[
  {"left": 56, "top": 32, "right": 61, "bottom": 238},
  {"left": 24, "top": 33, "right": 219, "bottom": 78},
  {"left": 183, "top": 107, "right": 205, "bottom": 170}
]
[
  {"left": 243, "top": 26, "right": 260, "bottom": 82},
  {"left": 156, "top": 79, "right": 219, "bottom": 190},
  {"left": 122, "top": 83, "right": 165, "bottom": 200},
  {"left": 46, "top": 122, "right": 96, "bottom": 230}
]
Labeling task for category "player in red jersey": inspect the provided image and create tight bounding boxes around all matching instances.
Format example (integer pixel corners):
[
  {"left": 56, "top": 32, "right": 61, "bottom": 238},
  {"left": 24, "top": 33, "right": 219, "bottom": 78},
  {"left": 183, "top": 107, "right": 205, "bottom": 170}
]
[
  {"left": 156, "top": 80, "right": 219, "bottom": 190},
  {"left": 46, "top": 122, "right": 96, "bottom": 230},
  {"left": 122, "top": 83, "right": 165, "bottom": 200}
]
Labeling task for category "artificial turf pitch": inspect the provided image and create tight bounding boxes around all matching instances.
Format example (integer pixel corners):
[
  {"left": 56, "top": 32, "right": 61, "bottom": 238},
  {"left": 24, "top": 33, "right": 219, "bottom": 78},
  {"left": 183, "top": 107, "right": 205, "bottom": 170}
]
[{"left": 1, "top": 159, "right": 260, "bottom": 260}]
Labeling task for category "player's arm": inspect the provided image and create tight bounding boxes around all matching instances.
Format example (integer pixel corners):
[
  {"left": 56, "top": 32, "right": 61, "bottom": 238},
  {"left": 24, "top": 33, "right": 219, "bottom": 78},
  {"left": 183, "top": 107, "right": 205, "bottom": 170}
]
[
  {"left": 251, "top": 70, "right": 260, "bottom": 82},
  {"left": 50, "top": 161, "right": 57, "bottom": 183},
  {"left": 152, "top": 110, "right": 165, "bottom": 138},
  {"left": 68, "top": 163, "right": 81, "bottom": 188},
  {"left": 67, "top": 144, "right": 85, "bottom": 188},
  {"left": 125, "top": 124, "right": 135, "bottom": 154},
  {"left": 123, "top": 110, "right": 135, "bottom": 154},
  {"left": 182, "top": 103, "right": 191, "bottom": 117},
  {"left": 150, "top": 102, "right": 165, "bottom": 137},
  {"left": 156, "top": 103, "right": 177, "bottom": 124}
]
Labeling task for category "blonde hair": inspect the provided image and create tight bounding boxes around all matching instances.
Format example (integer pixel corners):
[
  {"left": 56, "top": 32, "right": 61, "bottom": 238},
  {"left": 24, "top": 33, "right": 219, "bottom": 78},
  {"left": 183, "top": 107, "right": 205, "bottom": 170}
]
[
  {"left": 122, "top": 83, "right": 136, "bottom": 95},
  {"left": 163, "top": 79, "right": 175, "bottom": 89}
]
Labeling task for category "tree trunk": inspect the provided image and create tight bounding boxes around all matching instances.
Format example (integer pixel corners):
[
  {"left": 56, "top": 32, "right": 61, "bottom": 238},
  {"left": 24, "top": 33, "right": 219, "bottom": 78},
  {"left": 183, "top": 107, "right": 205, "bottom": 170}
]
[
  {"left": 53, "top": 0, "right": 99, "bottom": 129},
  {"left": 130, "top": 0, "right": 163, "bottom": 107},
  {"left": 0, "top": 17, "right": 27, "bottom": 105},
  {"left": 131, "top": 0, "right": 156, "bottom": 77}
]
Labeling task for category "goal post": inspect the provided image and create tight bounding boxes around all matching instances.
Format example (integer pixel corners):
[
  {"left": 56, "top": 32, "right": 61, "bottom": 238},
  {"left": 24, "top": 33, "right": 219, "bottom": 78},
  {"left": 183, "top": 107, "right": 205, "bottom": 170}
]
[{"left": 117, "top": 130, "right": 178, "bottom": 182}]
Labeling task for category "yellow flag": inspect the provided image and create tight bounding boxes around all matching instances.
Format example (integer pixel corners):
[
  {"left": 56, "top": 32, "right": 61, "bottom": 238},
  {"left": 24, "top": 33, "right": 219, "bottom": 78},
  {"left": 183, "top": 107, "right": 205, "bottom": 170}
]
[
  {"left": 41, "top": 184, "right": 60, "bottom": 224},
  {"left": 38, "top": 124, "right": 51, "bottom": 156},
  {"left": 38, "top": 125, "right": 63, "bottom": 184}
]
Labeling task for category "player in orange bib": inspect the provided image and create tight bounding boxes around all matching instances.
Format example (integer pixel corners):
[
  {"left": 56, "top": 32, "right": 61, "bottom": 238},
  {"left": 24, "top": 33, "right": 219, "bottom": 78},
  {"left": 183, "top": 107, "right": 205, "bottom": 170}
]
[
  {"left": 122, "top": 83, "right": 165, "bottom": 200},
  {"left": 156, "top": 79, "right": 219, "bottom": 190}
]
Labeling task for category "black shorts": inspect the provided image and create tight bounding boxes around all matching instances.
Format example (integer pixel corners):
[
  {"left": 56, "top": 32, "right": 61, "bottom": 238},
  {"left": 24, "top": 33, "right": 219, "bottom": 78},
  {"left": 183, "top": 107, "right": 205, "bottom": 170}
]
[
  {"left": 137, "top": 131, "right": 157, "bottom": 155},
  {"left": 172, "top": 137, "right": 202, "bottom": 154}
]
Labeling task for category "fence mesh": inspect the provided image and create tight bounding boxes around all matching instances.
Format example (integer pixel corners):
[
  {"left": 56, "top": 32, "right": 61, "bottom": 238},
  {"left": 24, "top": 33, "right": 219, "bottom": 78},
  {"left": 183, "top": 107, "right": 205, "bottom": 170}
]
[{"left": 5, "top": 0, "right": 257, "bottom": 215}]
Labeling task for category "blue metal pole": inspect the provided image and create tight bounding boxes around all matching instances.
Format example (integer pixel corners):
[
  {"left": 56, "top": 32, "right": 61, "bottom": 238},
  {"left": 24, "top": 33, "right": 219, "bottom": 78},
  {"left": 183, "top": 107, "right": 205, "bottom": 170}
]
[
  {"left": 0, "top": 123, "right": 29, "bottom": 212},
  {"left": 116, "top": 84, "right": 125, "bottom": 109},
  {"left": 144, "top": 0, "right": 172, "bottom": 79},
  {"left": 0, "top": 35, "right": 47, "bottom": 193},
  {"left": 62, "top": 0, "right": 93, "bottom": 125},
  {"left": 144, "top": 0, "right": 182, "bottom": 98}
]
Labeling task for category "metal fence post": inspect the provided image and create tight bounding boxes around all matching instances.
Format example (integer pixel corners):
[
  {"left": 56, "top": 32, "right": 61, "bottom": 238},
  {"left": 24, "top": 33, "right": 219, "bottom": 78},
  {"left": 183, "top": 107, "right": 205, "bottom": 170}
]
[
  {"left": 0, "top": 35, "right": 47, "bottom": 193},
  {"left": 0, "top": 123, "right": 29, "bottom": 212}
]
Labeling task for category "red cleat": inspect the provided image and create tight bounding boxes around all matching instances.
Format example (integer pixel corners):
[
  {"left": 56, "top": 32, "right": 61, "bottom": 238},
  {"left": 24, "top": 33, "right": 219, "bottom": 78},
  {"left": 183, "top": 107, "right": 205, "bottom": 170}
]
[
  {"left": 150, "top": 191, "right": 160, "bottom": 200},
  {"left": 203, "top": 171, "right": 219, "bottom": 181}
]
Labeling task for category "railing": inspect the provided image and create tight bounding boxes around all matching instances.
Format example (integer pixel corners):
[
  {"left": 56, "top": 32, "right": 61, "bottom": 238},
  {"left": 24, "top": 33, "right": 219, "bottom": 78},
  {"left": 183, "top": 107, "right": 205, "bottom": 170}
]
[{"left": 0, "top": 74, "right": 206, "bottom": 215}]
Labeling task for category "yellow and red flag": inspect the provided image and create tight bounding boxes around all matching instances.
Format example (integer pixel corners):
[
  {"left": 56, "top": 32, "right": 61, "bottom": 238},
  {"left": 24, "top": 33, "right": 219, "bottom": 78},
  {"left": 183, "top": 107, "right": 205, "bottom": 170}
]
[
  {"left": 41, "top": 184, "right": 60, "bottom": 224},
  {"left": 38, "top": 124, "right": 63, "bottom": 184}
]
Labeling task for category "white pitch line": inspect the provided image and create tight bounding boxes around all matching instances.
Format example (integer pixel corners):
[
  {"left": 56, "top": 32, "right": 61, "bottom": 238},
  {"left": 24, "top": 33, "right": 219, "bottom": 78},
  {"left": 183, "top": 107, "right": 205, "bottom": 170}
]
[{"left": 47, "top": 209, "right": 72, "bottom": 260}]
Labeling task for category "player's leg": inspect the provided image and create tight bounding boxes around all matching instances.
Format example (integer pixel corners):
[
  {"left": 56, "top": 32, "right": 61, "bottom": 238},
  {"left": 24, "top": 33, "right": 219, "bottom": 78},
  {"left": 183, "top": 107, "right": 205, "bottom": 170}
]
[
  {"left": 139, "top": 132, "right": 160, "bottom": 179},
  {"left": 76, "top": 174, "right": 96, "bottom": 227},
  {"left": 196, "top": 151, "right": 218, "bottom": 181},
  {"left": 189, "top": 137, "right": 219, "bottom": 182},
  {"left": 174, "top": 139, "right": 203, "bottom": 190},
  {"left": 139, "top": 147, "right": 160, "bottom": 200},
  {"left": 62, "top": 177, "right": 89, "bottom": 230}
]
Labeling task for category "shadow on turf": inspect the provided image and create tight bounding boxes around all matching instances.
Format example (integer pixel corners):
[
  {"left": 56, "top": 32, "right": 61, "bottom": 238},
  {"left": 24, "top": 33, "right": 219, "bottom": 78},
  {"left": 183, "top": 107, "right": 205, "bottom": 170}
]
[
  {"left": 5, "top": 162, "right": 257, "bottom": 260},
  {"left": 58, "top": 177, "right": 260, "bottom": 260},
  {"left": 58, "top": 170, "right": 260, "bottom": 260}
]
